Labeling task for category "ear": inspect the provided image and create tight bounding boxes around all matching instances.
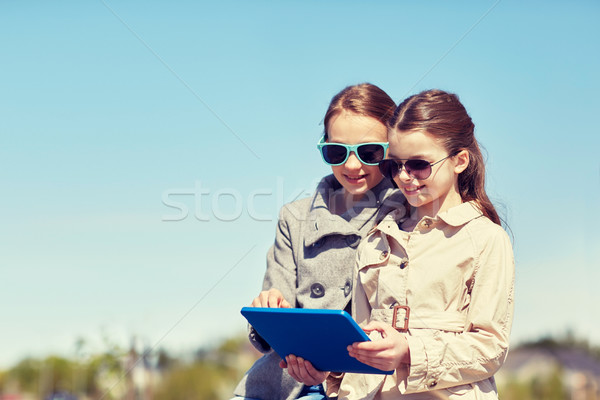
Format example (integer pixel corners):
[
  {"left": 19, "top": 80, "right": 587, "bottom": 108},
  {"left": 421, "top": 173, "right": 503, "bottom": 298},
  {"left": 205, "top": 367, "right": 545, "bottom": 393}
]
[{"left": 454, "top": 150, "right": 469, "bottom": 174}]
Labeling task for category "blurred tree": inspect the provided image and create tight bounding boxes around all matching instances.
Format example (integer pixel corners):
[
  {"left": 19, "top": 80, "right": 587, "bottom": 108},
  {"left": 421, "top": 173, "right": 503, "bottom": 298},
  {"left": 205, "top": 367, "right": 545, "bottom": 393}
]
[
  {"left": 153, "top": 335, "right": 257, "bottom": 400},
  {"left": 498, "top": 366, "right": 566, "bottom": 400},
  {"left": 498, "top": 378, "right": 530, "bottom": 400},
  {"left": 219, "top": 336, "right": 246, "bottom": 355},
  {"left": 155, "top": 348, "right": 177, "bottom": 371},
  {"left": 545, "top": 367, "right": 567, "bottom": 400},
  {"left": 0, "top": 369, "right": 6, "bottom": 393},
  {"left": 38, "top": 356, "right": 77, "bottom": 398},
  {"left": 6, "top": 358, "right": 40, "bottom": 393},
  {"left": 153, "top": 362, "right": 227, "bottom": 400},
  {"left": 84, "top": 351, "right": 125, "bottom": 399}
]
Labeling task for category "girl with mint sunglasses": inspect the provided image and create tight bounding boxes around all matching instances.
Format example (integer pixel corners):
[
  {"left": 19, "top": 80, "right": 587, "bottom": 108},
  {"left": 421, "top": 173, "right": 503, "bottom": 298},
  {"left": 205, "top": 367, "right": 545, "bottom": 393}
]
[{"left": 233, "top": 83, "right": 404, "bottom": 400}]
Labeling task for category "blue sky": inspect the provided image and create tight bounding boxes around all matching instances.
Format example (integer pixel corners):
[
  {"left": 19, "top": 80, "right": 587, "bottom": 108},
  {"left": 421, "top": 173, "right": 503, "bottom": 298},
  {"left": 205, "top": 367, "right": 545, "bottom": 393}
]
[{"left": 1, "top": 1, "right": 599, "bottom": 367}]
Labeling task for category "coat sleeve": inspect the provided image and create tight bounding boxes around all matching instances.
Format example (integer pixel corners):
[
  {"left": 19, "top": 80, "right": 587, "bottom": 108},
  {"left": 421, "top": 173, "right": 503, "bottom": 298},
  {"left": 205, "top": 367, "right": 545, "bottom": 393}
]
[
  {"left": 401, "top": 225, "right": 515, "bottom": 393},
  {"left": 248, "top": 204, "right": 301, "bottom": 353},
  {"left": 262, "top": 204, "right": 301, "bottom": 306}
]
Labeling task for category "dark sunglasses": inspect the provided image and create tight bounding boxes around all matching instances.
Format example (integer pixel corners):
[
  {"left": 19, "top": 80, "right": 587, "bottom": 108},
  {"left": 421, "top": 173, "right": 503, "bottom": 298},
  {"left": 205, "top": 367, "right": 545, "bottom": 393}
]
[
  {"left": 317, "top": 137, "right": 389, "bottom": 166},
  {"left": 378, "top": 153, "right": 458, "bottom": 180}
]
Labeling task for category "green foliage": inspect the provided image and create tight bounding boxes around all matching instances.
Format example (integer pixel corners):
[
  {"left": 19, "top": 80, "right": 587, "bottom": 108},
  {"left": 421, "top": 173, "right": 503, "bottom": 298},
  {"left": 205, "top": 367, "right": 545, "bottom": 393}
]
[
  {"left": 81, "top": 351, "right": 125, "bottom": 398},
  {"left": 42, "top": 356, "right": 77, "bottom": 393},
  {"left": 498, "top": 378, "right": 531, "bottom": 400},
  {"left": 218, "top": 336, "right": 246, "bottom": 355},
  {"left": 1, "top": 347, "right": 128, "bottom": 399},
  {"left": 4, "top": 356, "right": 86, "bottom": 397},
  {"left": 151, "top": 334, "right": 259, "bottom": 400},
  {"left": 498, "top": 366, "right": 567, "bottom": 400},
  {"left": 153, "top": 362, "right": 230, "bottom": 400},
  {"left": 545, "top": 369, "right": 567, "bottom": 400},
  {"left": 6, "top": 358, "right": 41, "bottom": 393}
]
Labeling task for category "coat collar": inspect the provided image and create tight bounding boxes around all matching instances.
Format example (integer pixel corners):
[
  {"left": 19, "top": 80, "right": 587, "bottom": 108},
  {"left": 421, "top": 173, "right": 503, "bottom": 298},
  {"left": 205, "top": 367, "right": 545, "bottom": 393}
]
[
  {"left": 437, "top": 201, "right": 483, "bottom": 226},
  {"left": 303, "top": 175, "right": 399, "bottom": 247},
  {"left": 373, "top": 200, "right": 483, "bottom": 237}
]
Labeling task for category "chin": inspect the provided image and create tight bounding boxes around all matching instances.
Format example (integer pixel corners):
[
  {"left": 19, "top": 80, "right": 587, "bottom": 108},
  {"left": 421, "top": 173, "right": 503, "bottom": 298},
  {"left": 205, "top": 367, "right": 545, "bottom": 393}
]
[
  {"left": 347, "top": 185, "right": 368, "bottom": 195},
  {"left": 405, "top": 197, "right": 425, "bottom": 209}
]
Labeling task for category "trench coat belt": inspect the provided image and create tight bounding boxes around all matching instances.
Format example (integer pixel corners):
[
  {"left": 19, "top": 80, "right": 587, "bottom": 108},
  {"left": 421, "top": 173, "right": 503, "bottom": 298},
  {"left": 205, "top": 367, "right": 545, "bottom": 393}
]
[{"left": 370, "top": 308, "right": 466, "bottom": 333}]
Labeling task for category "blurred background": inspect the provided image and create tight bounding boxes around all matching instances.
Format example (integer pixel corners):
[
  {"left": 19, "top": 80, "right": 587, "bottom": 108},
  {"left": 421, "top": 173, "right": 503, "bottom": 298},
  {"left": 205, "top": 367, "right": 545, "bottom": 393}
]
[{"left": 1, "top": 1, "right": 599, "bottom": 399}]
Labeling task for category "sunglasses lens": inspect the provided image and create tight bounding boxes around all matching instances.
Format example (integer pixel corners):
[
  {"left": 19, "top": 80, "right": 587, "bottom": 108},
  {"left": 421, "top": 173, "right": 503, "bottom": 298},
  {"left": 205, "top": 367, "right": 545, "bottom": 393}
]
[
  {"left": 357, "top": 144, "right": 386, "bottom": 165},
  {"left": 378, "top": 159, "right": 433, "bottom": 180},
  {"left": 321, "top": 144, "right": 348, "bottom": 165},
  {"left": 405, "top": 159, "right": 432, "bottom": 179},
  {"left": 378, "top": 160, "right": 398, "bottom": 179}
]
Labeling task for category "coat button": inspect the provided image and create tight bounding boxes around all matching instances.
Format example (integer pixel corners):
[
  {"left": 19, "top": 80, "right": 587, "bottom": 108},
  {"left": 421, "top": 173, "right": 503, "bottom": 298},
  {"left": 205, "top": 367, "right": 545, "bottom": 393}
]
[
  {"left": 310, "top": 283, "right": 325, "bottom": 298},
  {"left": 345, "top": 235, "right": 360, "bottom": 248},
  {"left": 343, "top": 281, "right": 352, "bottom": 296},
  {"left": 427, "top": 379, "right": 438, "bottom": 387},
  {"left": 400, "top": 260, "right": 408, "bottom": 269},
  {"left": 379, "top": 250, "right": 389, "bottom": 260}
]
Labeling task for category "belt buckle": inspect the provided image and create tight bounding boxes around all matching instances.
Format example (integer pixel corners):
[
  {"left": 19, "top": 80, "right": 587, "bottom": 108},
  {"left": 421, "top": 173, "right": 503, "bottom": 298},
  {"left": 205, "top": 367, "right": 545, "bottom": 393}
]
[{"left": 392, "top": 305, "right": 410, "bottom": 332}]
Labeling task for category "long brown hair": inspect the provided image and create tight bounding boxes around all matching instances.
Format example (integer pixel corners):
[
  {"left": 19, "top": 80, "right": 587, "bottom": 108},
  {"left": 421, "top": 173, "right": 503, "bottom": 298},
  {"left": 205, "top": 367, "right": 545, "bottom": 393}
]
[
  {"left": 323, "top": 83, "right": 396, "bottom": 139},
  {"left": 388, "top": 89, "right": 501, "bottom": 225}
]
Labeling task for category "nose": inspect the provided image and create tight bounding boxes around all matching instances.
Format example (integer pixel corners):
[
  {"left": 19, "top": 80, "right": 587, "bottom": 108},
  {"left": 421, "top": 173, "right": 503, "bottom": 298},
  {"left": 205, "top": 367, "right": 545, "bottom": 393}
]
[
  {"left": 397, "top": 164, "right": 412, "bottom": 182},
  {"left": 344, "top": 151, "right": 362, "bottom": 169}
]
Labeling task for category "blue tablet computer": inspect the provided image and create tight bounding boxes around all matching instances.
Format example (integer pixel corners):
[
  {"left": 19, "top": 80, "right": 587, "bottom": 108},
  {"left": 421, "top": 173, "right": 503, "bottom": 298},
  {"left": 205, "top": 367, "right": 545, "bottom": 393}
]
[{"left": 241, "top": 307, "right": 393, "bottom": 375}]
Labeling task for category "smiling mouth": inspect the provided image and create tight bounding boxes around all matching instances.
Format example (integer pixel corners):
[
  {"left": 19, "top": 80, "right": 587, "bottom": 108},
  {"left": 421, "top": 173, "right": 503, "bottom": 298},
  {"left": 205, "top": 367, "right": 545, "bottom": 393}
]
[
  {"left": 404, "top": 185, "right": 424, "bottom": 194},
  {"left": 345, "top": 174, "right": 366, "bottom": 182}
]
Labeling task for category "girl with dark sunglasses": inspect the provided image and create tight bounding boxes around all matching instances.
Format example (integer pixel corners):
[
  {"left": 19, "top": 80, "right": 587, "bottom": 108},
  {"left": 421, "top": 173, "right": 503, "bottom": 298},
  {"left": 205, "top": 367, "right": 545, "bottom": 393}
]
[
  {"left": 232, "top": 83, "right": 405, "bottom": 400},
  {"left": 285, "top": 90, "right": 514, "bottom": 400}
]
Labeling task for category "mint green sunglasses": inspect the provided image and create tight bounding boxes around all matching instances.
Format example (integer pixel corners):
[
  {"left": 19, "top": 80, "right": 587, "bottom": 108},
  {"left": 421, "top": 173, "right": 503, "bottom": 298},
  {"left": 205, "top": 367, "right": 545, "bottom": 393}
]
[{"left": 317, "top": 137, "right": 389, "bottom": 166}]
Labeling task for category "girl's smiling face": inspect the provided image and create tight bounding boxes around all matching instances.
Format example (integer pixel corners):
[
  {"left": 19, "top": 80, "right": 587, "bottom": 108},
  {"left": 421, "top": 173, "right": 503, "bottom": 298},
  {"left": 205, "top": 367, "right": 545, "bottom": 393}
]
[
  {"left": 327, "top": 110, "right": 387, "bottom": 199},
  {"left": 388, "top": 129, "right": 468, "bottom": 218}
]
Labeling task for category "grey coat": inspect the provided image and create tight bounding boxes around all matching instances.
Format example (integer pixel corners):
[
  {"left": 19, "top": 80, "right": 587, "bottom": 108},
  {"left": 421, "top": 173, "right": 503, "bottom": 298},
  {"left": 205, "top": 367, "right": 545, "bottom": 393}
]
[{"left": 234, "top": 175, "right": 405, "bottom": 400}]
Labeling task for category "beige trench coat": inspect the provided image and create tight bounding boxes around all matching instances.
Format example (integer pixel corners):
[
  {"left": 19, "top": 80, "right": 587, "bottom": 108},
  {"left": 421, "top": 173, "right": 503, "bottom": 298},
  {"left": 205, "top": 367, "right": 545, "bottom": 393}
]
[{"left": 332, "top": 201, "right": 515, "bottom": 400}]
